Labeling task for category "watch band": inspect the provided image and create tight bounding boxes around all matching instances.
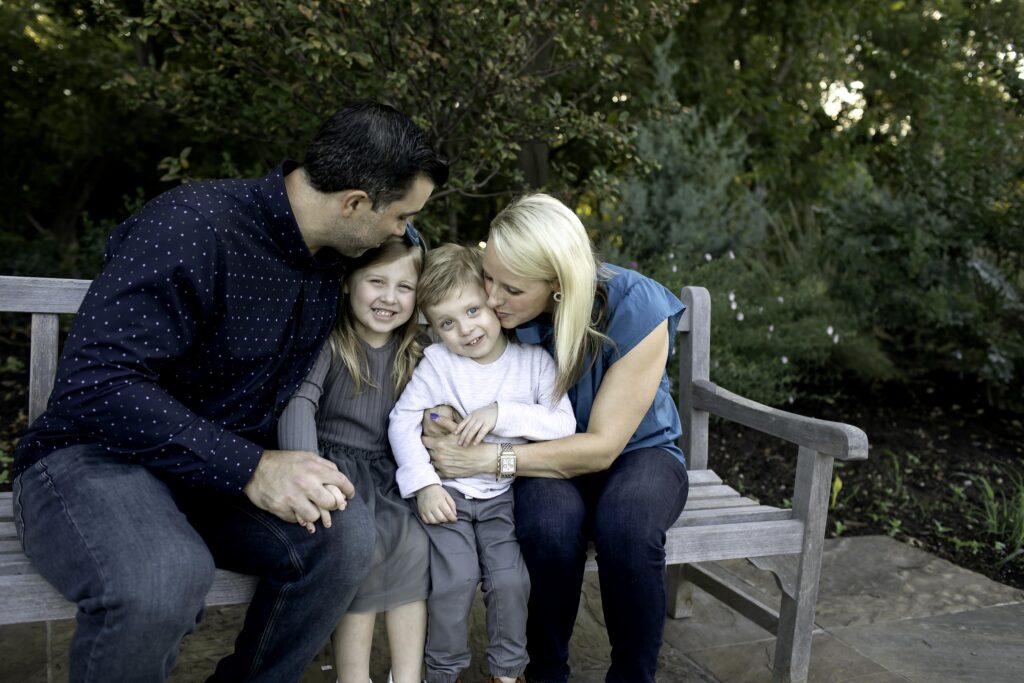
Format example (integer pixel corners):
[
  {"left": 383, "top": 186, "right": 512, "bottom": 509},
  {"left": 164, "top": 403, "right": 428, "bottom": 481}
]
[{"left": 497, "top": 442, "right": 516, "bottom": 482}]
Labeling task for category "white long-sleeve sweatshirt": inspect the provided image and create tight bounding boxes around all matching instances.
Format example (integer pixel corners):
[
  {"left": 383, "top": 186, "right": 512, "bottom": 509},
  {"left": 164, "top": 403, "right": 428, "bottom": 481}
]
[{"left": 389, "top": 340, "right": 576, "bottom": 499}]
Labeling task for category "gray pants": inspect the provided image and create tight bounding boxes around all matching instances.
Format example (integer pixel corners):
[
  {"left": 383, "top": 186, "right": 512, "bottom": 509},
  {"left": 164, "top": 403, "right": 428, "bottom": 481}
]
[{"left": 422, "top": 487, "right": 529, "bottom": 683}]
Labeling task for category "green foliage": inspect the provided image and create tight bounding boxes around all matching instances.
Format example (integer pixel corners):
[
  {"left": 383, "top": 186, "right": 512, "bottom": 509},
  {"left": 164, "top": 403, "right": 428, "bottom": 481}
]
[
  {"left": 0, "top": 447, "right": 9, "bottom": 487},
  {"left": 594, "top": 1, "right": 1024, "bottom": 406},
  {"left": 2, "top": 0, "right": 1023, "bottom": 412},
  {"left": 597, "top": 105, "right": 770, "bottom": 268},
  {"left": 93, "top": 0, "right": 684, "bottom": 241},
  {"left": 1, "top": 1, "right": 184, "bottom": 276},
  {"left": 649, "top": 251, "right": 845, "bottom": 406},
  {"left": 971, "top": 472, "right": 1024, "bottom": 566}
]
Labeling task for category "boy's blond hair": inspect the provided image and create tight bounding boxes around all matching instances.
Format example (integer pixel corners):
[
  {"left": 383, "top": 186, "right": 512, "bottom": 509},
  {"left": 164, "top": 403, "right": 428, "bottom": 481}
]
[{"left": 416, "top": 243, "right": 485, "bottom": 318}]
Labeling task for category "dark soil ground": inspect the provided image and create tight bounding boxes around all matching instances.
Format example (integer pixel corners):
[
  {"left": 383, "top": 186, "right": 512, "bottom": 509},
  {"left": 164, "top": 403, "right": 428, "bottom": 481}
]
[{"left": 707, "top": 384, "right": 1024, "bottom": 590}]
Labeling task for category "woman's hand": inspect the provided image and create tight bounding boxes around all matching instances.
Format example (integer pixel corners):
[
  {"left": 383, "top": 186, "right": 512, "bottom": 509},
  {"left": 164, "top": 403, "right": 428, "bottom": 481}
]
[{"left": 423, "top": 434, "right": 496, "bottom": 479}]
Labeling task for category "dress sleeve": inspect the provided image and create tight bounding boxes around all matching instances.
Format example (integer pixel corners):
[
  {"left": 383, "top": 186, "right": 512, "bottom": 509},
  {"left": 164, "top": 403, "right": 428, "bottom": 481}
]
[{"left": 277, "top": 342, "right": 331, "bottom": 454}]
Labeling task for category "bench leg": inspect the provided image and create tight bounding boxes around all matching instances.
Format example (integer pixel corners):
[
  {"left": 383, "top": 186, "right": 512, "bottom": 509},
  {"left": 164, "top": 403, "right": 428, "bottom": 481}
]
[
  {"left": 666, "top": 564, "right": 694, "bottom": 619},
  {"left": 771, "top": 446, "right": 832, "bottom": 683}
]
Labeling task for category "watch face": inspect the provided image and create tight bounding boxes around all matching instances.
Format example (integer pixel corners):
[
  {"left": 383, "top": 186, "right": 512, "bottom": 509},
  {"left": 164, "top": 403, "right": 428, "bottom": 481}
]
[{"left": 500, "top": 457, "right": 516, "bottom": 475}]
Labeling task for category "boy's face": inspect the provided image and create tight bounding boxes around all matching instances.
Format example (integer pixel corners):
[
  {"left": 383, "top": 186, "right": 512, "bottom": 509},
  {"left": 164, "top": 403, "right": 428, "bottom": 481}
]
[{"left": 424, "top": 284, "right": 506, "bottom": 364}]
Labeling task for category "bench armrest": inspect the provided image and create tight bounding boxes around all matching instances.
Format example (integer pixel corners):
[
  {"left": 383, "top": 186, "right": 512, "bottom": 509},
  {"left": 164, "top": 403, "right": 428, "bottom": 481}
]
[{"left": 691, "top": 379, "right": 868, "bottom": 461}]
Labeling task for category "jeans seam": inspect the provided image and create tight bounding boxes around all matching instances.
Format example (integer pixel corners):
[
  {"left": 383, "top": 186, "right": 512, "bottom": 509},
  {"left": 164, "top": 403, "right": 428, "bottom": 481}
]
[
  {"left": 35, "top": 459, "right": 115, "bottom": 683},
  {"left": 231, "top": 502, "right": 305, "bottom": 678}
]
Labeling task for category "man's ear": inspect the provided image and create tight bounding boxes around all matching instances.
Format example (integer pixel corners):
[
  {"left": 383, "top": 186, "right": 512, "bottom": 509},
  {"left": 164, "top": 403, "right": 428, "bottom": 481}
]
[{"left": 338, "top": 189, "right": 370, "bottom": 217}]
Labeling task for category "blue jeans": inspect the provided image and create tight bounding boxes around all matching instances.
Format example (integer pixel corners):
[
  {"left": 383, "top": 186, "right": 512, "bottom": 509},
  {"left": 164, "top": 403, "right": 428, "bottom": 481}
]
[
  {"left": 513, "top": 447, "right": 689, "bottom": 683},
  {"left": 12, "top": 444, "right": 375, "bottom": 682}
]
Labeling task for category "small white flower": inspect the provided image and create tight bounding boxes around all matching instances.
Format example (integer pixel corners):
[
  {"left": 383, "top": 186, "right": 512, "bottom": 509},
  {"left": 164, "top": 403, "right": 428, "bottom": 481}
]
[
  {"left": 826, "top": 325, "right": 834, "bottom": 336},
  {"left": 704, "top": 253, "right": 713, "bottom": 261},
  {"left": 669, "top": 252, "right": 675, "bottom": 259},
  {"left": 788, "top": 396, "right": 795, "bottom": 404},
  {"left": 728, "top": 291, "right": 735, "bottom": 302},
  {"left": 671, "top": 264, "right": 677, "bottom": 273},
  {"left": 736, "top": 312, "right": 744, "bottom": 321},
  {"left": 781, "top": 356, "right": 789, "bottom": 364},
  {"left": 730, "top": 301, "right": 737, "bottom": 310},
  {"left": 729, "top": 250, "right": 736, "bottom": 259},
  {"left": 833, "top": 334, "right": 840, "bottom": 344},
  {"left": 777, "top": 296, "right": 785, "bottom": 303},
  {"left": 769, "top": 324, "right": 775, "bottom": 333}
]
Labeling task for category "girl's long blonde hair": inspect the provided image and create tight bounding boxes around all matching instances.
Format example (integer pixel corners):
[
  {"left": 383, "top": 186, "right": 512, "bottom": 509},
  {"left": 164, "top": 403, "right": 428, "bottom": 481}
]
[
  {"left": 488, "top": 194, "right": 609, "bottom": 397},
  {"left": 329, "top": 235, "right": 425, "bottom": 395}
]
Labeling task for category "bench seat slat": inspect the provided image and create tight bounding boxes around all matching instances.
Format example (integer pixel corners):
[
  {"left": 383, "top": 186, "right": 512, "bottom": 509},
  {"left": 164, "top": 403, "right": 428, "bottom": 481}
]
[
  {"left": 0, "top": 540, "right": 22, "bottom": 553},
  {"left": 674, "top": 506, "right": 790, "bottom": 528},
  {"left": 584, "top": 519, "right": 805, "bottom": 571},
  {"left": 0, "top": 569, "right": 257, "bottom": 625},
  {"left": 686, "top": 469, "right": 723, "bottom": 486},
  {"left": 683, "top": 496, "right": 761, "bottom": 510}
]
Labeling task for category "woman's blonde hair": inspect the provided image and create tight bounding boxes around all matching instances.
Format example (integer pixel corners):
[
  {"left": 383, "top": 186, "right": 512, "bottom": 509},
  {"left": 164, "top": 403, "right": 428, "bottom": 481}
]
[
  {"left": 488, "top": 193, "right": 608, "bottom": 396},
  {"left": 330, "top": 234, "right": 424, "bottom": 395}
]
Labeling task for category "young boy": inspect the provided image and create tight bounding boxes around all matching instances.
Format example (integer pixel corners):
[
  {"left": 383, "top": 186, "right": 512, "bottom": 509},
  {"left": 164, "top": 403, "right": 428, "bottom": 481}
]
[{"left": 388, "top": 244, "right": 576, "bottom": 683}]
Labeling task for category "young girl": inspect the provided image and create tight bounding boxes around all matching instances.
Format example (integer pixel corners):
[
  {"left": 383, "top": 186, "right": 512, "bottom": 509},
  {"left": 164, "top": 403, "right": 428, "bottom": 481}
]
[{"left": 278, "top": 230, "right": 429, "bottom": 683}]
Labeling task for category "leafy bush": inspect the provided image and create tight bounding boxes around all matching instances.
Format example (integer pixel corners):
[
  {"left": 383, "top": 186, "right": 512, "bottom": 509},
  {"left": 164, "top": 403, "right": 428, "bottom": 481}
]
[{"left": 596, "top": 106, "right": 770, "bottom": 267}]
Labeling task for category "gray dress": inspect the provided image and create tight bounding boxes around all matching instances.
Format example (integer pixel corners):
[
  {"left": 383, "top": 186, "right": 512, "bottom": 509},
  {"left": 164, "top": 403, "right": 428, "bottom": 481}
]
[{"left": 278, "top": 338, "right": 429, "bottom": 613}]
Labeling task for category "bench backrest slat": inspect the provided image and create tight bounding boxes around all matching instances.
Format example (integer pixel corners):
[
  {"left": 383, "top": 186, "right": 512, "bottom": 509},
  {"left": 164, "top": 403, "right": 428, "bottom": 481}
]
[
  {"left": 29, "top": 314, "right": 60, "bottom": 423},
  {"left": 678, "top": 286, "right": 711, "bottom": 471},
  {"left": 0, "top": 276, "right": 90, "bottom": 314}
]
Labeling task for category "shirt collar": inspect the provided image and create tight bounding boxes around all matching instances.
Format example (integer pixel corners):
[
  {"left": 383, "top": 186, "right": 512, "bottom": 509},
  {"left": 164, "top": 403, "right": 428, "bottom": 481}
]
[
  {"left": 257, "top": 161, "right": 345, "bottom": 272},
  {"left": 515, "top": 316, "right": 554, "bottom": 347}
]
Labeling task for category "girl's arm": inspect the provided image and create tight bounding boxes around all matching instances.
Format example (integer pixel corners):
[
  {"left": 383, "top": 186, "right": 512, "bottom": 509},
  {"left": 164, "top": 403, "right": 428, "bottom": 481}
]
[
  {"left": 424, "top": 320, "right": 670, "bottom": 479},
  {"left": 277, "top": 343, "right": 332, "bottom": 453}
]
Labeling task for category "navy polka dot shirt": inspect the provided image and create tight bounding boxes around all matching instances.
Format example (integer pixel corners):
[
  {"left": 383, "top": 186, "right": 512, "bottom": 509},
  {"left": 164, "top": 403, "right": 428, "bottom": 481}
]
[{"left": 14, "top": 162, "right": 344, "bottom": 493}]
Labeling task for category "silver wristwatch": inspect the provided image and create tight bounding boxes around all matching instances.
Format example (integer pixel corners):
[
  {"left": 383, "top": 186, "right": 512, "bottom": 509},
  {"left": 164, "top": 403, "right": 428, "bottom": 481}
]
[{"left": 497, "top": 442, "right": 516, "bottom": 482}]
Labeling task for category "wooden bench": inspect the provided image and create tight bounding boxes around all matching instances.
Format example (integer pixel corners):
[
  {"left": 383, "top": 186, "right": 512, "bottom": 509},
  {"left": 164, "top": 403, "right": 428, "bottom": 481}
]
[{"left": 1, "top": 275, "right": 867, "bottom": 682}]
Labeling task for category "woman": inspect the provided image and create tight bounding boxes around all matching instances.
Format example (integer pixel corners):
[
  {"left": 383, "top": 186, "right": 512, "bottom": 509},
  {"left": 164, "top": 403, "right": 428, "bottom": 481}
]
[{"left": 423, "top": 193, "right": 690, "bottom": 683}]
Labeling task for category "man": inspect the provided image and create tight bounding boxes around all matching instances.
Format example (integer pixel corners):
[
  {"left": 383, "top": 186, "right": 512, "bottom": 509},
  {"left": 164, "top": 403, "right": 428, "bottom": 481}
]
[{"left": 11, "top": 101, "right": 448, "bottom": 681}]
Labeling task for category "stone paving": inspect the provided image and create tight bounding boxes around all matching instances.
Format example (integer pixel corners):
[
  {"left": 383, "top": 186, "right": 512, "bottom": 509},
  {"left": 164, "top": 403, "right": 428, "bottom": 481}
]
[{"left": 2, "top": 536, "right": 1022, "bottom": 682}]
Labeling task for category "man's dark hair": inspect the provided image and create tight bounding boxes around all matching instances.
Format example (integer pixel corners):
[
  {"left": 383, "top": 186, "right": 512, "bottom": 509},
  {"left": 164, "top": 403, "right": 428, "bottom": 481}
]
[{"left": 303, "top": 101, "right": 448, "bottom": 210}]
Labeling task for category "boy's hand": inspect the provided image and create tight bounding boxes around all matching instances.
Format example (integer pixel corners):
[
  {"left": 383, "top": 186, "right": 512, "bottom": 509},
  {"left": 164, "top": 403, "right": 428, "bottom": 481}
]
[
  {"left": 423, "top": 404, "right": 462, "bottom": 437},
  {"left": 454, "top": 402, "right": 498, "bottom": 446},
  {"left": 416, "top": 484, "right": 458, "bottom": 524}
]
